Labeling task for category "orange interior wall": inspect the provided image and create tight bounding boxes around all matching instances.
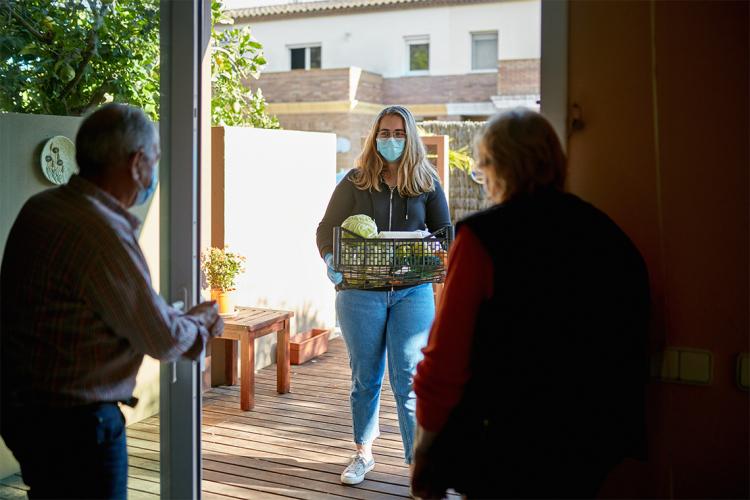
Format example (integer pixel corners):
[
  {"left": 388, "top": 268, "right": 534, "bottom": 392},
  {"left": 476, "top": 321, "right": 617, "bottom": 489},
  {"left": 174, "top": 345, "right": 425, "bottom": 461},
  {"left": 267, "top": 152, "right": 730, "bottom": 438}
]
[{"left": 567, "top": 1, "right": 749, "bottom": 497}]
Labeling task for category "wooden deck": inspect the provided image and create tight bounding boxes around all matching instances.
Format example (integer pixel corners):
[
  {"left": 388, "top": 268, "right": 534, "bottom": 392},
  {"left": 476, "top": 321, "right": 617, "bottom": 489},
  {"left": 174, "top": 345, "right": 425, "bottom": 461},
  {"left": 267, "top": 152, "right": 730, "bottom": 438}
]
[
  {"left": 127, "top": 336, "right": 411, "bottom": 499},
  {"left": 0, "top": 337, "right": 415, "bottom": 499}
]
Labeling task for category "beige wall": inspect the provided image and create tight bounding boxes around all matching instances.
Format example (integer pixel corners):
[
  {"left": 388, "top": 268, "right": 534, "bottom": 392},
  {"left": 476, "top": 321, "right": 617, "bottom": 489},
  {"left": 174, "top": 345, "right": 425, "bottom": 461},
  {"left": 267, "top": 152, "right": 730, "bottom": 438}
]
[
  {"left": 210, "top": 126, "right": 337, "bottom": 379},
  {"left": 0, "top": 113, "right": 163, "bottom": 479},
  {"left": 274, "top": 111, "right": 374, "bottom": 171},
  {"left": 0, "top": 114, "right": 82, "bottom": 263},
  {"left": 567, "top": 1, "right": 748, "bottom": 497}
]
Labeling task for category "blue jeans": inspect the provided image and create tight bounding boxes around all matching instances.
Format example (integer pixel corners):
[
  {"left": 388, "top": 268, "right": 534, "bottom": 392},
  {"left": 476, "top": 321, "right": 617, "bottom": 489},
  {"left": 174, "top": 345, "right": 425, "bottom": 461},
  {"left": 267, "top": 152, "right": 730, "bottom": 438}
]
[
  {"left": 2, "top": 402, "right": 128, "bottom": 499},
  {"left": 336, "top": 283, "right": 435, "bottom": 463}
]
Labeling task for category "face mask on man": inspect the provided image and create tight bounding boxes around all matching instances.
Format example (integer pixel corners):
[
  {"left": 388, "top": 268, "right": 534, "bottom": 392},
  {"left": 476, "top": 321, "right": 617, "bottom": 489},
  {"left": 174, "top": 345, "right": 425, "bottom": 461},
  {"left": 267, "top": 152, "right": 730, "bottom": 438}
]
[
  {"left": 133, "top": 163, "right": 158, "bottom": 206},
  {"left": 376, "top": 138, "right": 405, "bottom": 162}
]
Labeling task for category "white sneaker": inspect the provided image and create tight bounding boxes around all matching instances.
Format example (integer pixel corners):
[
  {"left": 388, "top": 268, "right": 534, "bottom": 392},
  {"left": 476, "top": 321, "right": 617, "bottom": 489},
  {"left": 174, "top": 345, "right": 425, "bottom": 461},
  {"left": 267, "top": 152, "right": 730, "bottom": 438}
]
[{"left": 340, "top": 453, "right": 375, "bottom": 485}]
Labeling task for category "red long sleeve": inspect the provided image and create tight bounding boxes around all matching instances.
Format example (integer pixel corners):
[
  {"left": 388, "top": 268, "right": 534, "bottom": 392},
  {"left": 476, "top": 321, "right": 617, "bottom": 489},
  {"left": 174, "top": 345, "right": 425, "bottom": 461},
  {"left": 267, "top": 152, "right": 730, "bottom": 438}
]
[{"left": 414, "top": 226, "right": 493, "bottom": 433}]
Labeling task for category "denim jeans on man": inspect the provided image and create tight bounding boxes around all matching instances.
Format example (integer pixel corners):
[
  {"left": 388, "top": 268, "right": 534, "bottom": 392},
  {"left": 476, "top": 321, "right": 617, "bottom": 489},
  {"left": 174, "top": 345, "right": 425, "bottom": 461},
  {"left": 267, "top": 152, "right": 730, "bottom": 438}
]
[
  {"left": 336, "top": 283, "right": 435, "bottom": 463},
  {"left": 2, "top": 402, "right": 127, "bottom": 499}
]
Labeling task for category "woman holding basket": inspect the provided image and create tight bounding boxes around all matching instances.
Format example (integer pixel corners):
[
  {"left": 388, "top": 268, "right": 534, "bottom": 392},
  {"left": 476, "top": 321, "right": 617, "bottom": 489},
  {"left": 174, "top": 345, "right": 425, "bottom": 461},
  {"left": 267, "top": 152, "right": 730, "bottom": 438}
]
[{"left": 316, "top": 105, "right": 450, "bottom": 485}]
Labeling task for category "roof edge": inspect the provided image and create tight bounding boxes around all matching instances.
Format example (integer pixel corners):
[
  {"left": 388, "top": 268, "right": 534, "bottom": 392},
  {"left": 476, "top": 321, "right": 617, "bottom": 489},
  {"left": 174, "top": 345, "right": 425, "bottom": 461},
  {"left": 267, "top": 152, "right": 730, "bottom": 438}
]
[{"left": 230, "top": 0, "right": 505, "bottom": 22}]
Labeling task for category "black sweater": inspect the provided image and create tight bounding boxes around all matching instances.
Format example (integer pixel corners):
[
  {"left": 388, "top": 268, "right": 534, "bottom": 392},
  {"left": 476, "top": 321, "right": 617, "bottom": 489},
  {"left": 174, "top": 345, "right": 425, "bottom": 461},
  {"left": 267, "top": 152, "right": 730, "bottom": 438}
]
[
  {"left": 427, "top": 190, "right": 650, "bottom": 497},
  {"left": 316, "top": 169, "right": 451, "bottom": 258}
]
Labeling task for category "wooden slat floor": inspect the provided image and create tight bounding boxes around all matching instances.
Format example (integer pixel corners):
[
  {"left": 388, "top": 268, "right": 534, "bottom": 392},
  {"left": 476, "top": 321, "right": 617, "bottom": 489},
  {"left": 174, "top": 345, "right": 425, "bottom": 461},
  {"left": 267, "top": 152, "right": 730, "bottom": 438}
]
[
  {"left": 0, "top": 338, "right": 425, "bottom": 500},
  {"left": 129, "top": 337, "right": 412, "bottom": 500}
]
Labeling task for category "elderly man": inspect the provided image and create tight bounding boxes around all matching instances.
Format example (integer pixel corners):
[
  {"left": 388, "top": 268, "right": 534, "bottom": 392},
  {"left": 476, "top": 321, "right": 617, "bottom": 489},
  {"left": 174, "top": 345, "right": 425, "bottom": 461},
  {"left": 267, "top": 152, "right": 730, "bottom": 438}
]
[{"left": 0, "top": 103, "right": 223, "bottom": 499}]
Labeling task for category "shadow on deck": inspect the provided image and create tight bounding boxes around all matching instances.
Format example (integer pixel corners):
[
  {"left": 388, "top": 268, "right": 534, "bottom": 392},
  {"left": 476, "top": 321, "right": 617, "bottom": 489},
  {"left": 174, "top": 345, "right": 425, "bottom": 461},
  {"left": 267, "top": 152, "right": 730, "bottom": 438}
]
[
  {"left": 0, "top": 338, "right": 413, "bottom": 499},
  {"left": 126, "top": 337, "right": 411, "bottom": 499}
]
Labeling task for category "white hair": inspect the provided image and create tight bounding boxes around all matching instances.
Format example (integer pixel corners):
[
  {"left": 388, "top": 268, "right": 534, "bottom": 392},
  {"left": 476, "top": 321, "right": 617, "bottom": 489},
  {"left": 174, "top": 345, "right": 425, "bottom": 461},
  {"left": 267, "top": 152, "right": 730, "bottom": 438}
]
[{"left": 75, "top": 103, "right": 158, "bottom": 176}]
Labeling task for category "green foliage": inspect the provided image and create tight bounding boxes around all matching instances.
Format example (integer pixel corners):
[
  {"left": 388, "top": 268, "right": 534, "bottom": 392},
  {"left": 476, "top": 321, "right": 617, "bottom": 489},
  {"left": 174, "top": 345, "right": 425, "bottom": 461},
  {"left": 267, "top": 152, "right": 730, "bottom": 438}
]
[
  {"left": 0, "top": 0, "right": 278, "bottom": 128},
  {"left": 0, "top": 0, "right": 160, "bottom": 119},
  {"left": 448, "top": 146, "right": 474, "bottom": 174},
  {"left": 417, "top": 126, "right": 475, "bottom": 174},
  {"left": 211, "top": 0, "right": 278, "bottom": 128},
  {"left": 409, "top": 44, "right": 428, "bottom": 71},
  {"left": 201, "top": 247, "right": 246, "bottom": 292}
]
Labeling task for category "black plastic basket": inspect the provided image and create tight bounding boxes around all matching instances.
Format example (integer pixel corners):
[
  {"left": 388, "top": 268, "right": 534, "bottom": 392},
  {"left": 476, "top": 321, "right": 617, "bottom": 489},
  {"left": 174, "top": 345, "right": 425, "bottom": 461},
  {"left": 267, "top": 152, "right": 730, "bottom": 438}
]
[{"left": 332, "top": 226, "right": 453, "bottom": 290}]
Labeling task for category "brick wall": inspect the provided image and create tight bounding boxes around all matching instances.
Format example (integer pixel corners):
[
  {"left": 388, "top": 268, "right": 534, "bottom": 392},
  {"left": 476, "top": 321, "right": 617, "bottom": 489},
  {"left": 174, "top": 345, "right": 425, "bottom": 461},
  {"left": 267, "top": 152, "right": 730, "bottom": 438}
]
[
  {"left": 247, "top": 63, "right": 538, "bottom": 171},
  {"left": 498, "top": 58, "right": 540, "bottom": 95},
  {"left": 247, "top": 68, "right": 352, "bottom": 102},
  {"left": 383, "top": 73, "right": 497, "bottom": 104},
  {"left": 354, "top": 70, "right": 384, "bottom": 102},
  {"left": 250, "top": 63, "right": 539, "bottom": 105},
  {"left": 339, "top": 113, "right": 377, "bottom": 170}
]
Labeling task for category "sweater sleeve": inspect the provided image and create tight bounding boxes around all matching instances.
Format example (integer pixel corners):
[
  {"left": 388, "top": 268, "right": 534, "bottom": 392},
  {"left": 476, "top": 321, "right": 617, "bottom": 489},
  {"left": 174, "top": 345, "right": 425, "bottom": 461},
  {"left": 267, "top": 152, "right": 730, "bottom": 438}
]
[
  {"left": 414, "top": 225, "right": 493, "bottom": 432},
  {"left": 316, "top": 175, "right": 356, "bottom": 258},
  {"left": 424, "top": 179, "right": 451, "bottom": 233}
]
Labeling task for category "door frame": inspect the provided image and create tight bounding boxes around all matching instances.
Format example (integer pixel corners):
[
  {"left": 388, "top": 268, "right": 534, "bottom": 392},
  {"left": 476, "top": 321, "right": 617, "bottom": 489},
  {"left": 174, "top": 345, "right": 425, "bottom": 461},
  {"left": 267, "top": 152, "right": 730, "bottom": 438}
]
[
  {"left": 158, "top": 1, "right": 211, "bottom": 498},
  {"left": 153, "top": 1, "right": 569, "bottom": 497},
  {"left": 540, "top": 0, "right": 569, "bottom": 147}
]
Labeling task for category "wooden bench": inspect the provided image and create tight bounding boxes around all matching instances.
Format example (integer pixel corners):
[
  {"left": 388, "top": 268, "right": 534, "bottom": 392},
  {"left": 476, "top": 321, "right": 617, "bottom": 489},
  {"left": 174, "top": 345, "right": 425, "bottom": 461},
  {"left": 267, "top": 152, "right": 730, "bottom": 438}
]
[{"left": 217, "top": 306, "right": 294, "bottom": 411}]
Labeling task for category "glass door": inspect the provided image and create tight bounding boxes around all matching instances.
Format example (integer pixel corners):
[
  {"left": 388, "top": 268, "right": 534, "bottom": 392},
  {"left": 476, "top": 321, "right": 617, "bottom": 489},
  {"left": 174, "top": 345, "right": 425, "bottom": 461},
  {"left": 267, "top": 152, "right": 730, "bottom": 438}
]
[{"left": 159, "top": 1, "right": 211, "bottom": 498}]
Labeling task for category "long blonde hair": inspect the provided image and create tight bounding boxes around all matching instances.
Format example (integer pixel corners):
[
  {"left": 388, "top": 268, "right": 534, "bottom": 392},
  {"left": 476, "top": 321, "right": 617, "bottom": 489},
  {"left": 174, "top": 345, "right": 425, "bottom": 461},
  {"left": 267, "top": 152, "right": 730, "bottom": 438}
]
[{"left": 351, "top": 105, "right": 437, "bottom": 197}]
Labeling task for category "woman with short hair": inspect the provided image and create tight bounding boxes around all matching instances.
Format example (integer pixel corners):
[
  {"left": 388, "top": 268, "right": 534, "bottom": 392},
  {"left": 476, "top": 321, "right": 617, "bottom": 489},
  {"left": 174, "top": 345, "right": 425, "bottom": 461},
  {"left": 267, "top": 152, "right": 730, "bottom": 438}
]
[
  {"left": 316, "top": 105, "right": 451, "bottom": 485},
  {"left": 411, "top": 108, "right": 650, "bottom": 499}
]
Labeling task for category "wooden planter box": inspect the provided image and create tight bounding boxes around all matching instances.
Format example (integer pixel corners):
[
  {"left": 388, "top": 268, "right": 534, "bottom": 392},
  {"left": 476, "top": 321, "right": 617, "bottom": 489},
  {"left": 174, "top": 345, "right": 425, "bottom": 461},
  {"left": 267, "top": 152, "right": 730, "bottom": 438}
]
[{"left": 290, "top": 328, "right": 330, "bottom": 365}]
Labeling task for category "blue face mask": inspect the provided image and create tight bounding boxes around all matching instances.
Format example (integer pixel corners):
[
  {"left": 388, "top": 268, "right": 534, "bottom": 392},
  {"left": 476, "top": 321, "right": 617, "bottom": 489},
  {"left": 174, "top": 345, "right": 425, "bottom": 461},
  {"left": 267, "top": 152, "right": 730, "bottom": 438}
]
[
  {"left": 376, "top": 138, "right": 406, "bottom": 163},
  {"left": 133, "top": 164, "right": 158, "bottom": 206}
]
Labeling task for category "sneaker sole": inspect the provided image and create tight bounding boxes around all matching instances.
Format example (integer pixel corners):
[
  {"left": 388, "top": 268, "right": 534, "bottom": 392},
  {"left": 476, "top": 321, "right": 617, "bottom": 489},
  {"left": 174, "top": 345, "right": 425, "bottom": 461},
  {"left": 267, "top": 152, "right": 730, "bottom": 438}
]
[{"left": 340, "top": 462, "right": 375, "bottom": 485}]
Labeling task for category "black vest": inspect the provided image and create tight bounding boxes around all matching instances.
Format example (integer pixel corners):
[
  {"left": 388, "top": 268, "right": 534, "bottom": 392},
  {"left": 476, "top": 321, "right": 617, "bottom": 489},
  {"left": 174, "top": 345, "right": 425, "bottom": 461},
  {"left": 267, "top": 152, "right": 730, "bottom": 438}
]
[{"left": 432, "top": 190, "right": 650, "bottom": 496}]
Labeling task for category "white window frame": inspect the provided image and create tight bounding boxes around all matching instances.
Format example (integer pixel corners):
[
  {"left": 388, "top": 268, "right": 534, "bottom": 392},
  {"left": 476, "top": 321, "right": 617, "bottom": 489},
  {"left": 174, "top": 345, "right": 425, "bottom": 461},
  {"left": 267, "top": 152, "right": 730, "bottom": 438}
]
[
  {"left": 404, "top": 35, "right": 430, "bottom": 75},
  {"left": 470, "top": 31, "right": 499, "bottom": 73},
  {"left": 158, "top": 0, "right": 208, "bottom": 498},
  {"left": 540, "top": 0, "right": 568, "bottom": 147},
  {"left": 288, "top": 44, "right": 322, "bottom": 70}
]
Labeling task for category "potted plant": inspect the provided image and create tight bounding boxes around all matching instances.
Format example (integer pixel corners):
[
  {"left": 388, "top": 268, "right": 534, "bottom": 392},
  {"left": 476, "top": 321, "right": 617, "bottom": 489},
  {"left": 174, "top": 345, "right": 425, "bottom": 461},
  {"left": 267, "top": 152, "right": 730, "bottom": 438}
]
[{"left": 201, "top": 246, "right": 246, "bottom": 315}]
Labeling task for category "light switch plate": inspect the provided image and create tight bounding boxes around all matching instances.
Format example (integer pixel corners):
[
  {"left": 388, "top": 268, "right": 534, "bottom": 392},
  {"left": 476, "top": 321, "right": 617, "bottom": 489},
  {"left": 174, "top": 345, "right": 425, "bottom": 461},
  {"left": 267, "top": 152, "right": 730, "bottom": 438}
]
[
  {"left": 659, "top": 349, "right": 680, "bottom": 381},
  {"left": 678, "top": 349, "right": 712, "bottom": 384},
  {"left": 656, "top": 347, "right": 712, "bottom": 386},
  {"left": 738, "top": 353, "right": 749, "bottom": 391}
]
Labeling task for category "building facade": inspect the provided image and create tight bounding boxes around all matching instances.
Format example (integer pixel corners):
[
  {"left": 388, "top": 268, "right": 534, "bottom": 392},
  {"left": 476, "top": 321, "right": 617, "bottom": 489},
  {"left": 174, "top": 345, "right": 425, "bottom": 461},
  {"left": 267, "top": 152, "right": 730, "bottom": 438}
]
[{"left": 230, "top": 0, "right": 541, "bottom": 170}]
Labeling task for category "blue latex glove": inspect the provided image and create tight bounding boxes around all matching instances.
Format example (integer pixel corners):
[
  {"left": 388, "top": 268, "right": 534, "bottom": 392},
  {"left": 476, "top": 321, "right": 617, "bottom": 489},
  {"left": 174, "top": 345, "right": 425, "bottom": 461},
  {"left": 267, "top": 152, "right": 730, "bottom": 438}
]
[{"left": 324, "top": 253, "right": 343, "bottom": 285}]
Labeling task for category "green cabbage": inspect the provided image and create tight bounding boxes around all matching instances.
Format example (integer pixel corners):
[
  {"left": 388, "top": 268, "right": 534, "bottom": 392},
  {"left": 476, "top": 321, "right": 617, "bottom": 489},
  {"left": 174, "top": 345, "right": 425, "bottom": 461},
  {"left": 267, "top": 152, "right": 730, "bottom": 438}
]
[
  {"left": 340, "top": 215, "right": 379, "bottom": 286},
  {"left": 341, "top": 214, "right": 378, "bottom": 239}
]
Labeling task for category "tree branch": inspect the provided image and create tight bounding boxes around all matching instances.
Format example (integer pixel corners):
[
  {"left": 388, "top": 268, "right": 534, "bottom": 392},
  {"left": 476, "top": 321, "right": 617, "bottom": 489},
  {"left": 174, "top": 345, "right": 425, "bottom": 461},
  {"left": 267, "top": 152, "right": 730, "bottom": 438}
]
[
  {"left": 3, "top": 1, "right": 52, "bottom": 44},
  {"left": 79, "top": 81, "right": 111, "bottom": 115},
  {"left": 58, "top": 0, "right": 106, "bottom": 102}
]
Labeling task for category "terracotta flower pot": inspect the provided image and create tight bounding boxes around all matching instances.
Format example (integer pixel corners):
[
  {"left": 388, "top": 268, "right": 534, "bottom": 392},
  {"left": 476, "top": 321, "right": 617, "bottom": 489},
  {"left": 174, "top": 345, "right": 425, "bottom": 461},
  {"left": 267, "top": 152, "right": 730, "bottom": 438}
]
[
  {"left": 290, "top": 328, "right": 330, "bottom": 365},
  {"left": 210, "top": 289, "right": 234, "bottom": 315}
]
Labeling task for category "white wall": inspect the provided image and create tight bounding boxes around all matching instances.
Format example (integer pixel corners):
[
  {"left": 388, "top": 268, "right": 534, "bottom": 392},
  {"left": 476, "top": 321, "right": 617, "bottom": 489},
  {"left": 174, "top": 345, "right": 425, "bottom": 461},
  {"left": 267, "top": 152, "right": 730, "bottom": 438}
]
[
  {"left": 237, "top": 0, "right": 540, "bottom": 77},
  {"left": 221, "top": 127, "right": 337, "bottom": 348}
]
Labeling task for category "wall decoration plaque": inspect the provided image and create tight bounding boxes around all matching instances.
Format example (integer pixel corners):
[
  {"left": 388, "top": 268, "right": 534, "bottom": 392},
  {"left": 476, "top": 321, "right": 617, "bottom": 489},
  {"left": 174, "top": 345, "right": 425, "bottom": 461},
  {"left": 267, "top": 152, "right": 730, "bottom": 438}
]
[{"left": 40, "top": 136, "right": 78, "bottom": 185}]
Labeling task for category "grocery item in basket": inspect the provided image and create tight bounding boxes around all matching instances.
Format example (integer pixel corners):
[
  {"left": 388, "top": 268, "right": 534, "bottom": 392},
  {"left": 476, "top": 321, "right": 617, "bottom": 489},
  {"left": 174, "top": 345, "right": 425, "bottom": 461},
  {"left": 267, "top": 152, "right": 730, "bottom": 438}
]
[
  {"left": 341, "top": 214, "right": 378, "bottom": 239},
  {"left": 377, "top": 230, "right": 430, "bottom": 239},
  {"left": 340, "top": 214, "right": 378, "bottom": 268},
  {"left": 336, "top": 225, "right": 452, "bottom": 289}
]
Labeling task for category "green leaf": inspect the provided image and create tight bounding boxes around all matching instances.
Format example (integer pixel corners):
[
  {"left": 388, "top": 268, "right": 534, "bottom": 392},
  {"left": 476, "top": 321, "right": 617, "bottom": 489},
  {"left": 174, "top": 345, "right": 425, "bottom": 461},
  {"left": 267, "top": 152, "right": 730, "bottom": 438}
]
[
  {"left": 19, "top": 43, "right": 37, "bottom": 56},
  {"left": 209, "top": 0, "right": 278, "bottom": 127},
  {"left": 0, "top": 0, "right": 162, "bottom": 118}
]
